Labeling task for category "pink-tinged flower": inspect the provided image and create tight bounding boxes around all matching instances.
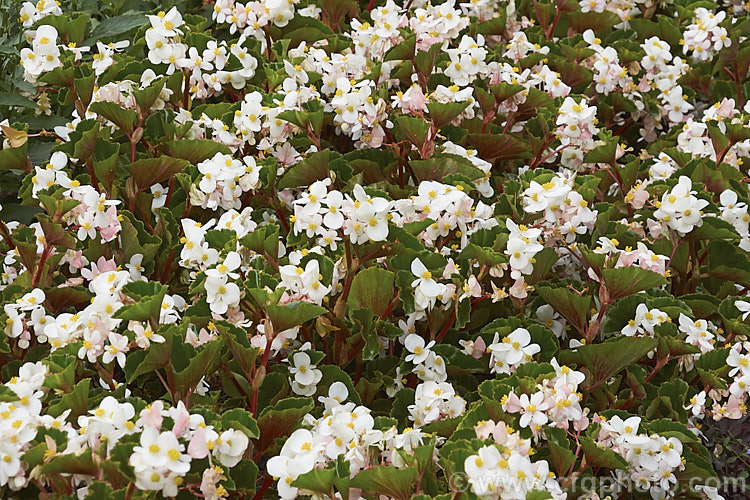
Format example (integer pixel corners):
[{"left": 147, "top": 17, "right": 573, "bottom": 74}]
[
  {"left": 509, "top": 277, "right": 528, "bottom": 299},
  {"left": 626, "top": 184, "right": 650, "bottom": 209},
  {"left": 169, "top": 401, "right": 192, "bottom": 437},
  {"left": 474, "top": 419, "right": 497, "bottom": 441},
  {"left": 188, "top": 427, "right": 209, "bottom": 459},
  {"left": 573, "top": 414, "right": 590, "bottom": 432},
  {"left": 503, "top": 391, "right": 523, "bottom": 413},
  {"left": 99, "top": 206, "right": 121, "bottom": 242},
  {"left": 139, "top": 401, "right": 164, "bottom": 429},
  {"left": 459, "top": 337, "right": 486, "bottom": 359}
]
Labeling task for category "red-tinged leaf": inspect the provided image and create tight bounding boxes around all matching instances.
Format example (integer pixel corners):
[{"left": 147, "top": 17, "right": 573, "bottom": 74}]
[
  {"left": 41, "top": 449, "right": 97, "bottom": 476},
  {"left": 537, "top": 286, "right": 591, "bottom": 336},
  {"left": 581, "top": 436, "right": 629, "bottom": 470},
  {"left": 350, "top": 465, "right": 415, "bottom": 500},
  {"left": 558, "top": 336, "right": 658, "bottom": 390},
  {"left": 255, "top": 398, "right": 315, "bottom": 454},
  {"left": 161, "top": 139, "right": 232, "bottom": 164},
  {"left": 44, "top": 287, "right": 92, "bottom": 314},
  {"left": 89, "top": 101, "right": 137, "bottom": 135},
  {"left": 465, "top": 133, "right": 531, "bottom": 161},
  {"left": 600, "top": 267, "right": 668, "bottom": 302},
  {"left": 347, "top": 267, "right": 395, "bottom": 317},
  {"left": 127, "top": 155, "right": 190, "bottom": 193}
]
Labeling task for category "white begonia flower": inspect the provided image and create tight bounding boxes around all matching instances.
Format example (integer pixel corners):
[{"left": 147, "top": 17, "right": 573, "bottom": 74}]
[
  {"left": 204, "top": 276, "right": 241, "bottom": 314},
  {"left": 205, "top": 251, "right": 241, "bottom": 280},
  {"left": 735, "top": 300, "right": 750, "bottom": 320},
  {"left": 404, "top": 333, "right": 435, "bottom": 365},
  {"left": 653, "top": 176, "right": 709, "bottom": 235},
  {"left": 410, "top": 258, "right": 446, "bottom": 311},
  {"left": 289, "top": 352, "right": 318, "bottom": 386},
  {"left": 147, "top": 7, "right": 185, "bottom": 37}
]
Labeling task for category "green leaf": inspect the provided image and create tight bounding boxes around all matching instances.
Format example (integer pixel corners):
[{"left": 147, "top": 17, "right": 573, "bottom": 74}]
[
  {"left": 409, "top": 155, "right": 485, "bottom": 182},
  {"left": 240, "top": 224, "right": 279, "bottom": 260},
  {"left": 277, "top": 149, "right": 332, "bottom": 190},
  {"left": 600, "top": 268, "right": 668, "bottom": 302},
  {"left": 348, "top": 267, "right": 395, "bottom": 316},
  {"left": 255, "top": 397, "right": 315, "bottom": 454},
  {"left": 351, "top": 309, "right": 379, "bottom": 361},
  {"left": 71, "top": 119, "right": 100, "bottom": 165},
  {"left": 318, "top": 0, "right": 356, "bottom": 30},
  {"left": 89, "top": 101, "right": 137, "bottom": 134},
  {"left": 173, "top": 339, "right": 224, "bottom": 398},
  {"left": 47, "top": 379, "right": 89, "bottom": 419},
  {"left": 134, "top": 78, "right": 166, "bottom": 113},
  {"left": 414, "top": 43, "right": 442, "bottom": 79},
  {"left": 427, "top": 102, "right": 470, "bottom": 130},
  {"left": 88, "top": 15, "right": 148, "bottom": 41},
  {"left": 41, "top": 449, "right": 97, "bottom": 476},
  {"left": 393, "top": 116, "right": 429, "bottom": 149},
  {"left": 38, "top": 215, "right": 76, "bottom": 249},
  {"left": 527, "top": 247, "right": 559, "bottom": 285},
  {"left": 656, "top": 334, "right": 700, "bottom": 358},
  {"left": 546, "top": 427, "right": 576, "bottom": 476},
  {"left": 74, "top": 72, "right": 97, "bottom": 111},
  {"left": 162, "top": 139, "right": 232, "bottom": 164},
  {"left": 278, "top": 109, "right": 325, "bottom": 136},
  {"left": 384, "top": 34, "right": 416, "bottom": 62},
  {"left": 465, "top": 133, "right": 531, "bottom": 161},
  {"left": 580, "top": 436, "right": 629, "bottom": 470},
  {"left": 567, "top": 10, "right": 620, "bottom": 33},
  {"left": 229, "top": 459, "right": 258, "bottom": 495},
  {"left": 707, "top": 123, "right": 730, "bottom": 160},
  {"left": 84, "top": 482, "right": 114, "bottom": 499},
  {"left": 558, "top": 336, "right": 657, "bottom": 390},
  {"left": 123, "top": 328, "right": 176, "bottom": 382},
  {"left": 0, "top": 93, "right": 36, "bottom": 109},
  {"left": 707, "top": 240, "right": 750, "bottom": 286},
  {"left": 350, "top": 465, "right": 416, "bottom": 500},
  {"left": 293, "top": 467, "right": 336, "bottom": 495},
  {"left": 526, "top": 492, "right": 553, "bottom": 500},
  {"left": 0, "top": 141, "right": 29, "bottom": 172},
  {"left": 477, "top": 15, "right": 508, "bottom": 36},
  {"left": 221, "top": 408, "right": 260, "bottom": 439},
  {"left": 318, "top": 365, "right": 361, "bottom": 405},
  {"left": 685, "top": 217, "right": 739, "bottom": 241},
  {"left": 536, "top": 286, "right": 591, "bottom": 335},
  {"left": 113, "top": 281, "right": 168, "bottom": 324},
  {"left": 583, "top": 140, "right": 618, "bottom": 164},
  {"left": 458, "top": 244, "right": 506, "bottom": 267},
  {"left": 37, "top": 195, "right": 80, "bottom": 221},
  {"left": 217, "top": 321, "right": 258, "bottom": 378},
  {"left": 127, "top": 156, "right": 190, "bottom": 193},
  {"left": 264, "top": 301, "right": 327, "bottom": 333},
  {"left": 119, "top": 210, "right": 162, "bottom": 264},
  {"left": 37, "top": 14, "right": 89, "bottom": 46},
  {"left": 44, "top": 354, "right": 77, "bottom": 391},
  {"left": 40, "top": 66, "right": 75, "bottom": 88}
]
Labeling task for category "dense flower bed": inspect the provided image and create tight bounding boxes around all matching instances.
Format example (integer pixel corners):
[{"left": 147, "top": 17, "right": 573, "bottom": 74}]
[{"left": 0, "top": 0, "right": 749, "bottom": 498}]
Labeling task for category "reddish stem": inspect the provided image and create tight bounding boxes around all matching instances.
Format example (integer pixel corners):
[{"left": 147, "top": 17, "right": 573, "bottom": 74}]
[
  {"left": 645, "top": 356, "right": 671, "bottom": 384},
  {"left": 0, "top": 220, "right": 16, "bottom": 250},
  {"left": 32, "top": 244, "right": 52, "bottom": 287},
  {"left": 159, "top": 248, "right": 176, "bottom": 284},
  {"left": 251, "top": 332, "right": 274, "bottom": 417},
  {"left": 252, "top": 476, "right": 274, "bottom": 500},
  {"left": 164, "top": 177, "right": 177, "bottom": 209}
]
